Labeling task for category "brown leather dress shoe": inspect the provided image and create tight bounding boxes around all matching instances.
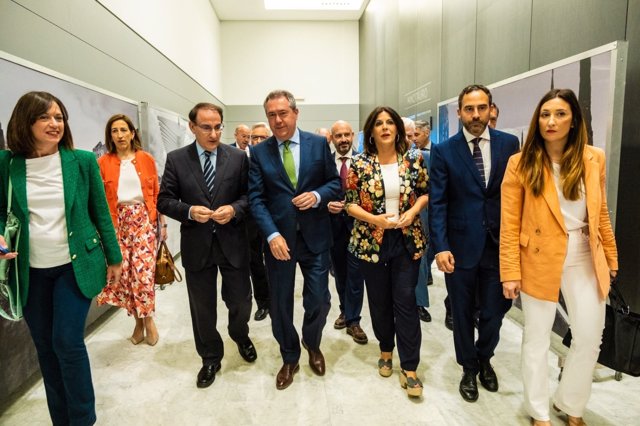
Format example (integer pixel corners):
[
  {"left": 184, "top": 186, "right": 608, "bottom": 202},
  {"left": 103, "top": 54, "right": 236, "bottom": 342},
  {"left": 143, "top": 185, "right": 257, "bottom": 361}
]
[
  {"left": 334, "top": 313, "right": 346, "bottom": 329},
  {"left": 346, "top": 324, "right": 368, "bottom": 344},
  {"left": 276, "top": 363, "right": 299, "bottom": 390},
  {"left": 301, "top": 340, "right": 326, "bottom": 376}
]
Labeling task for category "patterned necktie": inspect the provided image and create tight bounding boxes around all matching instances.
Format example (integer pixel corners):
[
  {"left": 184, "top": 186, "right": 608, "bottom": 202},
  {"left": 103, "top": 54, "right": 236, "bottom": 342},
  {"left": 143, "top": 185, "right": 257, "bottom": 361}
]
[
  {"left": 472, "top": 138, "right": 486, "bottom": 187},
  {"left": 339, "top": 157, "right": 348, "bottom": 190},
  {"left": 203, "top": 150, "right": 215, "bottom": 194},
  {"left": 283, "top": 140, "right": 297, "bottom": 188}
]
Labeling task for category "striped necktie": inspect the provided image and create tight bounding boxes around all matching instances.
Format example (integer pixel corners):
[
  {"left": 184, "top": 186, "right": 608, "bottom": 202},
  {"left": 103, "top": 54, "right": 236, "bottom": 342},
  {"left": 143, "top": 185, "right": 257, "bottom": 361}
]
[
  {"left": 203, "top": 150, "right": 215, "bottom": 194},
  {"left": 283, "top": 140, "right": 297, "bottom": 188},
  {"left": 471, "top": 138, "right": 486, "bottom": 187}
]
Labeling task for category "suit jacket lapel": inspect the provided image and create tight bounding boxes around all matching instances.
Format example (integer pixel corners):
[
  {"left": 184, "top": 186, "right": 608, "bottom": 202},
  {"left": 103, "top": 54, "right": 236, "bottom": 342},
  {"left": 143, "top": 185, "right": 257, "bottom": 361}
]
[
  {"left": 583, "top": 150, "right": 599, "bottom": 231},
  {"left": 210, "top": 144, "right": 228, "bottom": 201},
  {"left": 187, "top": 142, "right": 211, "bottom": 200},
  {"left": 542, "top": 166, "right": 567, "bottom": 232},
  {"left": 452, "top": 132, "right": 484, "bottom": 189},
  {"left": 60, "top": 149, "right": 78, "bottom": 218},
  {"left": 487, "top": 132, "right": 501, "bottom": 189},
  {"left": 8, "top": 156, "right": 28, "bottom": 224},
  {"left": 297, "top": 133, "right": 309, "bottom": 189}
]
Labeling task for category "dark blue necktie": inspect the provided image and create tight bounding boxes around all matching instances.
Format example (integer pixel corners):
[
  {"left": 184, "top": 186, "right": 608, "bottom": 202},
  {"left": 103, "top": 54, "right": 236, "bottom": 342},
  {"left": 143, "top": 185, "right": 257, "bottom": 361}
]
[
  {"left": 203, "top": 151, "right": 215, "bottom": 194},
  {"left": 472, "top": 138, "right": 486, "bottom": 187}
]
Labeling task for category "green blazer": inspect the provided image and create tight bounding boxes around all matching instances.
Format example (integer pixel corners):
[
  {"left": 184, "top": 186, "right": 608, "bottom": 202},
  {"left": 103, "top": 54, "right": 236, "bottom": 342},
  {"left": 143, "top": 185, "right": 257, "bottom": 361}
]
[{"left": 0, "top": 148, "right": 122, "bottom": 306}]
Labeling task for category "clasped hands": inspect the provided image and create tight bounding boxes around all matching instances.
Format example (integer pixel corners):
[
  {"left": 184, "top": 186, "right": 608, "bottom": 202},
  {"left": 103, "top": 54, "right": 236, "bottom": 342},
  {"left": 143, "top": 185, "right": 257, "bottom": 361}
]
[
  {"left": 374, "top": 210, "right": 417, "bottom": 230},
  {"left": 191, "top": 205, "right": 235, "bottom": 224}
]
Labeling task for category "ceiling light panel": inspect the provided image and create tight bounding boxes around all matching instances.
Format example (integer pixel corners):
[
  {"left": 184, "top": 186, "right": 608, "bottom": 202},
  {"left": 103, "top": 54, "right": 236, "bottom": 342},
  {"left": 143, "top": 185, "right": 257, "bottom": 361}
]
[{"left": 264, "top": 0, "right": 364, "bottom": 10}]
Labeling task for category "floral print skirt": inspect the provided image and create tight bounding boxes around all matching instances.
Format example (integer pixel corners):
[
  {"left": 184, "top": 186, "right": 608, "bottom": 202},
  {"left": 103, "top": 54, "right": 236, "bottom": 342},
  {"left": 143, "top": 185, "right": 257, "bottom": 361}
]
[{"left": 97, "top": 203, "right": 156, "bottom": 317}]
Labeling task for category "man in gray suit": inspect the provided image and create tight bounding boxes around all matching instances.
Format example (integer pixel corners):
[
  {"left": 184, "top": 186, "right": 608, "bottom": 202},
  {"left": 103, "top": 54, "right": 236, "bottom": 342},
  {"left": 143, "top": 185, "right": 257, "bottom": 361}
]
[{"left": 158, "top": 103, "right": 256, "bottom": 389}]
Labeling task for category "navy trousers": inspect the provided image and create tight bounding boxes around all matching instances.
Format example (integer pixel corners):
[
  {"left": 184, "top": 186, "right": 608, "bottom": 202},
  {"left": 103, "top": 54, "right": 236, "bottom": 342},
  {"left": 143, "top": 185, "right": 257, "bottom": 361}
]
[
  {"left": 445, "top": 239, "right": 512, "bottom": 372},
  {"left": 329, "top": 212, "right": 365, "bottom": 326},
  {"left": 266, "top": 232, "right": 331, "bottom": 364},
  {"left": 24, "top": 263, "right": 96, "bottom": 426},
  {"left": 359, "top": 230, "right": 421, "bottom": 371}
]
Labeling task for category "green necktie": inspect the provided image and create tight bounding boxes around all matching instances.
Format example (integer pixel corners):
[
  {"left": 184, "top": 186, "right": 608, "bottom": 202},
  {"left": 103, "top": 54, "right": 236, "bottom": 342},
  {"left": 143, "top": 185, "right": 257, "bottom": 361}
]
[{"left": 283, "top": 140, "right": 297, "bottom": 188}]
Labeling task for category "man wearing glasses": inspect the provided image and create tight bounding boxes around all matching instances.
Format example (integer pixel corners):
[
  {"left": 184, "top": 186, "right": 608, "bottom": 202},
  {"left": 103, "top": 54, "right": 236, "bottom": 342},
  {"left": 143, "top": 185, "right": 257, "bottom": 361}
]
[{"left": 158, "top": 103, "right": 256, "bottom": 389}]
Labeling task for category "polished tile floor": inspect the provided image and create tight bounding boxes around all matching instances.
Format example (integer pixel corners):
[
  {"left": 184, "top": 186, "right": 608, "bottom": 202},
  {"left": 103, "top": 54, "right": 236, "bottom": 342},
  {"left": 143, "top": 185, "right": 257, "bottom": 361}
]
[{"left": 2, "top": 263, "right": 638, "bottom": 425}]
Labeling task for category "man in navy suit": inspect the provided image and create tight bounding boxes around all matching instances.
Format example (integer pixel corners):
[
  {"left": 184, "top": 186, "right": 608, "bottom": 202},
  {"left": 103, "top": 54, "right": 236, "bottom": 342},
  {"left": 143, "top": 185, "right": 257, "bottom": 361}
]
[
  {"left": 429, "top": 85, "right": 519, "bottom": 403},
  {"left": 248, "top": 90, "right": 341, "bottom": 390}
]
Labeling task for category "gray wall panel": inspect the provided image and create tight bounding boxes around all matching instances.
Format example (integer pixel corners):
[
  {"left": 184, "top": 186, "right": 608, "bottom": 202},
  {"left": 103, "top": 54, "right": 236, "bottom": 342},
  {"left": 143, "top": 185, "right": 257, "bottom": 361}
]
[
  {"left": 476, "top": 0, "right": 531, "bottom": 85},
  {"left": 530, "top": 0, "right": 627, "bottom": 68},
  {"left": 441, "top": 0, "right": 477, "bottom": 99}
]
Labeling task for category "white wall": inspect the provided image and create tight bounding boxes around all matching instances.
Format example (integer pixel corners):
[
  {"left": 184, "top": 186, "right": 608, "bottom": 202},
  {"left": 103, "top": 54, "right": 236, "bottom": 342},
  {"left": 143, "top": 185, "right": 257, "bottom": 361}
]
[
  {"left": 97, "top": 0, "right": 223, "bottom": 99},
  {"left": 221, "top": 21, "right": 359, "bottom": 105}
]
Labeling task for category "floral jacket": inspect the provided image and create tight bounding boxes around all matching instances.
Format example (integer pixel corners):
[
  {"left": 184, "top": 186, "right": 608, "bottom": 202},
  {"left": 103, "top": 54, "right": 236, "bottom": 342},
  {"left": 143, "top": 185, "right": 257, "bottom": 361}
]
[{"left": 345, "top": 149, "right": 429, "bottom": 263}]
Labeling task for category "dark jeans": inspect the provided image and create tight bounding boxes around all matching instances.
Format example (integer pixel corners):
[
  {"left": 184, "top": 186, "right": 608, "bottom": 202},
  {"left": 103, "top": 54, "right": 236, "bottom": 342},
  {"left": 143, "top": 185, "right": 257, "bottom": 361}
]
[
  {"left": 24, "top": 263, "right": 96, "bottom": 426},
  {"left": 359, "top": 230, "right": 421, "bottom": 371}
]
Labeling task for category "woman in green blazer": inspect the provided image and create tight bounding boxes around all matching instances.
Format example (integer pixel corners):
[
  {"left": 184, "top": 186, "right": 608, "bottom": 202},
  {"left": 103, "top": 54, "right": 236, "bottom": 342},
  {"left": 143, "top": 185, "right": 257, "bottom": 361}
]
[{"left": 0, "top": 91, "right": 122, "bottom": 426}]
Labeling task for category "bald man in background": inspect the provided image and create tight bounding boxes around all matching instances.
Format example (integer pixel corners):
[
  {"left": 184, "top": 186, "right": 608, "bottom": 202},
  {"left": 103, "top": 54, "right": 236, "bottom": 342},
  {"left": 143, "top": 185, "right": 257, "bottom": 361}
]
[{"left": 327, "top": 120, "right": 367, "bottom": 344}]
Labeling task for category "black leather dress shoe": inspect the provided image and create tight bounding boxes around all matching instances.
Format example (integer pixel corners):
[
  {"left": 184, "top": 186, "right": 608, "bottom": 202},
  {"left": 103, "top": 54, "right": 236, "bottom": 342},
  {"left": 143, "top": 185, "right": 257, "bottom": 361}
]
[
  {"left": 237, "top": 340, "right": 258, "bottom": 363},
  {"left": 479, "top": 361, "right": 498, "bottom": 392},
  {"left": 418, "top": 307, "right": 432, "bottom": 322},
  {"left": 444, "top": 310, "right": 453, "bottom": 331},
  {"left": 459, "top": 371, "right": 479, "bottom": 402},
  {"left": 197, "top": 363, "right": 221, "bottom": 388},
  {"left": 254, "top": 307, "right": 269, "bottom": 321}
]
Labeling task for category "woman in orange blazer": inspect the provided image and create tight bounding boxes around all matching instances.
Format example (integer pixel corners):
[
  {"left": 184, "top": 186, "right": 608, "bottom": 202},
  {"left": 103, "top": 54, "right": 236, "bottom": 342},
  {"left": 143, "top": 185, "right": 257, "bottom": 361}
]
[
  {"left": 96, "top": 114, "right": 166, "bottom": 346},
  {"left": 500, "top": 89, "right": 618, "bottom": 426}
]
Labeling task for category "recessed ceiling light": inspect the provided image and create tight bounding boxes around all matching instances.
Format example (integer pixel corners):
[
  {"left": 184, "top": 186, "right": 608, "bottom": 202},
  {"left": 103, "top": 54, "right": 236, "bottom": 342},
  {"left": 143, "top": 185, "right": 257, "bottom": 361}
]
[{"left": 264, "top": 0, "right": 364, "bottom": 11}]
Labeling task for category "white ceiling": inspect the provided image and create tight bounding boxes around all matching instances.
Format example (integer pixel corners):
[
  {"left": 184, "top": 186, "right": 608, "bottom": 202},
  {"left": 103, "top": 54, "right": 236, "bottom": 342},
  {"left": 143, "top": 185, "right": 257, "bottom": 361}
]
[{"left": 209, "top": 0, "right": 369, "bottom": 21}]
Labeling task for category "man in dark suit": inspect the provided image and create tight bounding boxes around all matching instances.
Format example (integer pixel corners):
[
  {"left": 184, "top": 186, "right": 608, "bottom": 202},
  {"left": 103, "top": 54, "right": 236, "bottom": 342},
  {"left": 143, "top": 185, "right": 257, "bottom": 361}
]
[
  {"left": 327, "top": 120, "right": 367, "bottom": 344},
  {"left": 429, "top": 85, "right": 519, "bottom": 403},
  {"left": 248, "top": 90, "right": 341, "bottom": 390},
  {"left": 157, "top": 103, "right": 256, "bottom": 389}
]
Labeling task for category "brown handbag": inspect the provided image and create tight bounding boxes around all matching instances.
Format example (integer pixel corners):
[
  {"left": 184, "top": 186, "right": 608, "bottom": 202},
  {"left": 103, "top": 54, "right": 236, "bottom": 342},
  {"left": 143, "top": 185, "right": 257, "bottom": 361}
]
[{"left": 154, "top": 240, "right": 182, "bottom": 285}]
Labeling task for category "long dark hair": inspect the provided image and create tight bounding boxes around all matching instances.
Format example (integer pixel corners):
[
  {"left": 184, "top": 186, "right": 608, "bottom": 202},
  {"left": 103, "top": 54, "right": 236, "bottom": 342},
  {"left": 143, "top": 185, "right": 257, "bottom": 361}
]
[
  {"left": 518, "top": 88, "right": 586, "bottom": 200},
  {"left": 7, "top": 91, "right": 74, "bottom": 156},
  {"left": 362, "top": 106, "right": 406, "bottom": 155}
]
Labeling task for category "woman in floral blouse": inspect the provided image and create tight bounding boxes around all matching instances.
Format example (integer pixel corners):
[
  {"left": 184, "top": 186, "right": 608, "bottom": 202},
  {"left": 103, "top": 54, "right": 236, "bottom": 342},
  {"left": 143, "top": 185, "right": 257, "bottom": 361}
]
[{"left": 344, "top": 106, "right": 429, "bottom": 398}]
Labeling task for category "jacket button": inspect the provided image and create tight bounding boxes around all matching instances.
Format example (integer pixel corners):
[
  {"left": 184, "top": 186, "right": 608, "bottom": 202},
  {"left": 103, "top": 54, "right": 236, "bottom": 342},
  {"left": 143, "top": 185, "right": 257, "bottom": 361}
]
[
  {"left": 534, "top": 248, "right": 540, "bottom": 253},
  {"left": 69, "top": 231, "right": 73, "bottom": 237},
  {"left": 71, "top": 254, "right": 77, "bottom": 260},
  {"left": 535, "top": 229, "right": 541, "bottom": 235},
  {"left": 93, "top": 238, "right": 97, "bottom": 243}
]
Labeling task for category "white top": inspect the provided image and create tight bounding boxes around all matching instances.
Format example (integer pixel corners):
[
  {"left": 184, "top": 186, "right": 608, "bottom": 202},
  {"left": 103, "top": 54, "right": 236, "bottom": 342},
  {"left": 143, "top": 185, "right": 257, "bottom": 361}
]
[
  {"left": 26, "top": 151, "right": 71, "bottom": 268},
  {"left": 552, "top": 163, "right": 587, "bottom": 231},
  {"left": 117, "top": 159, "right": 144, "bottom": 204},
  {"left": 463, "top": 127, "right": 492, "bottom": 187},
  {"left": 380, "top": 163, "right": 400, "bottom": 222}
]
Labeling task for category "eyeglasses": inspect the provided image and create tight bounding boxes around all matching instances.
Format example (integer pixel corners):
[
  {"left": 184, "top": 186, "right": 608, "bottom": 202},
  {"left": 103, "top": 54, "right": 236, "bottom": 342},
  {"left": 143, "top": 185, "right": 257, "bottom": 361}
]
[{"left": 195, "top": 123, "right": 224, "bottom": 134}]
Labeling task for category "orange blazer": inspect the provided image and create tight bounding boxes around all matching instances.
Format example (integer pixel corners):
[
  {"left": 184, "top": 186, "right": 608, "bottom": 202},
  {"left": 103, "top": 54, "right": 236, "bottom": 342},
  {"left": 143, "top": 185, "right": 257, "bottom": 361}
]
[
  {"left": 98, "top": 150, "right": 159, "bottom": 227},
  {"left": 500, "top": 145, "right": 618, "bottom": 302}
]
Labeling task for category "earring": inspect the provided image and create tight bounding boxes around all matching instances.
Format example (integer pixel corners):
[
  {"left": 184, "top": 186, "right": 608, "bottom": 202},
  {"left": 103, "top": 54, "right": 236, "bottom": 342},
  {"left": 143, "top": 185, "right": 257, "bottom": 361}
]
[
  {"left": 395, "top": 134, "right": 400, "bottom": 142},
  {"left": 369, "top": 137, "right": 374, "bottom": 144}
]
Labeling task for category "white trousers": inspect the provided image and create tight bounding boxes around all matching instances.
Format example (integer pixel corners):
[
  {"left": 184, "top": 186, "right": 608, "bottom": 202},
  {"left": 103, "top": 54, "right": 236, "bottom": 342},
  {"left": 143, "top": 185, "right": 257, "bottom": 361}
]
[{"left": 520, "top": 229, "right": 606, "bottom": 420}]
